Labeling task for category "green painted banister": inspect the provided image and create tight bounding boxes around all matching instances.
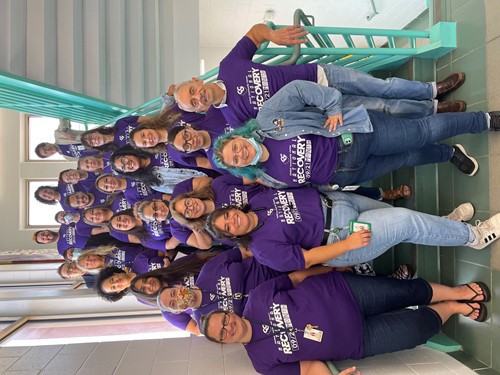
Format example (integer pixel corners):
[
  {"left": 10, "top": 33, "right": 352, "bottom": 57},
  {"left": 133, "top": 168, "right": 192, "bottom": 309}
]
[{"left": 2, "top": 7, "right": 455, "bottom": 125}]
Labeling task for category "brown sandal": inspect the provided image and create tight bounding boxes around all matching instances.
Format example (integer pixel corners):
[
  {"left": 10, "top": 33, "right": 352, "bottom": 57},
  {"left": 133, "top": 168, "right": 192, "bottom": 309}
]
[{"left": 382, "top": 184, "right": 412, "bottom": 201}]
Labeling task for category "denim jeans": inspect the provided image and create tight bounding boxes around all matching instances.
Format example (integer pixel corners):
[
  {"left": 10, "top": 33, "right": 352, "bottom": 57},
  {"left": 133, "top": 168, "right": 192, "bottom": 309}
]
[
  {"left": 331, "top": 111, "right": 488, "bottom": 186},
  {"left": 151, "top": 166, "right": 207, "bottom": 194},
  {"left": 320, "top": 63, "right": 436, "bottom": 116},
  {"left": 341, "top": 273, "right": 441, "bottom": 357},
  {"left": 320, "top": 192, "right": 474, "bottom": 267}
]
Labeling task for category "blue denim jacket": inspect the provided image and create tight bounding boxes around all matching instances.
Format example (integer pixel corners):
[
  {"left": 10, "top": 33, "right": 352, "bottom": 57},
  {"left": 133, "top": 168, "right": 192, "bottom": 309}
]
[{"left": 255, "top": 80, "right": 373, "bottom": 140}]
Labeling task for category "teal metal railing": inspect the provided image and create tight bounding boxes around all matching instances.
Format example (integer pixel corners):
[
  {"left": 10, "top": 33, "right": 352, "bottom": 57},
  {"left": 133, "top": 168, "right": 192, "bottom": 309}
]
[
  {"left": 0, "top": 71, "right": 131, "bottom": 126},
  {"left": 1, "top": 8, "right": 456, "bottom": 125}
]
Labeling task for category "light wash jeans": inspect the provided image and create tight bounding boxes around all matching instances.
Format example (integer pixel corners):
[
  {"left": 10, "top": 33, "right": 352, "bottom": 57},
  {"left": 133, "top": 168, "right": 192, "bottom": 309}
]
[
  {"left": 320, "top": 63, "right": 436, "bottom": 117},
  {"left": 151, "top": 166, "right": 207, "bottom": 194},
  {"left": 320, "top": 192, "right": 474, "bottom": 267}
]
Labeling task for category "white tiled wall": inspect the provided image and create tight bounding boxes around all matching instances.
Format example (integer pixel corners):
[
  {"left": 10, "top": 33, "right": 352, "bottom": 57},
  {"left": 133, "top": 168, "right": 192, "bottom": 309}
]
[{"left": 0, "top": 338, "right": 481, "bottom": 375}]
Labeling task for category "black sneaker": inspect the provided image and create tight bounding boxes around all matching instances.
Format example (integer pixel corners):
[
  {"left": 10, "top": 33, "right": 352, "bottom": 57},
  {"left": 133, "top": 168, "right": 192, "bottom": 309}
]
[
  {"left": 450, "top": 144, "right": 479, "bottom": 176},
  {"left": 488, "top": 111, "right": 500, "bottom": 131}
]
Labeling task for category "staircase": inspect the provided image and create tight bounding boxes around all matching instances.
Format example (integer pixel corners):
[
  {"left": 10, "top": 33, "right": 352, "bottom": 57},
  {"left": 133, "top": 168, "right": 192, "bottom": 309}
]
[{"left": 0, "top": 0, "right": 200, "bottom": 124}]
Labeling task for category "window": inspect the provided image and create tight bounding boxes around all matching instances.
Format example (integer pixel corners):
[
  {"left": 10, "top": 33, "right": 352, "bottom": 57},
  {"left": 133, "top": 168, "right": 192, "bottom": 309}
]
[
  {"left": 27, "top": 180, "right": 61, "bottom": 227},
  {"left": 26, "top": 115, "right": 90, "bottom": 161}
]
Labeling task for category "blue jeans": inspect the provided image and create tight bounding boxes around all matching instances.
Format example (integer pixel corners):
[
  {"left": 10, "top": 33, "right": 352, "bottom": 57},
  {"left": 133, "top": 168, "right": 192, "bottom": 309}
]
[
  {"left": 342, "top": 273, "right": 441, "bottom": 357},
  {"left": 320, "top": 64, "right": 435, "bottom": 117},
  {"left": 320, "top": 192, "right": 474, "bottom": 267},
  {"left": 331, "top": 111, "right": 488, "bottom": 186}
]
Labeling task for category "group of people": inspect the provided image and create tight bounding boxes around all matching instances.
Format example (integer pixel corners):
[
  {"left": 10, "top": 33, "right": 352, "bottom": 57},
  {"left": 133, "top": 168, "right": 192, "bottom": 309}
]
[{"left": 32, "top": 22, "right": 498, "bottom": 375}]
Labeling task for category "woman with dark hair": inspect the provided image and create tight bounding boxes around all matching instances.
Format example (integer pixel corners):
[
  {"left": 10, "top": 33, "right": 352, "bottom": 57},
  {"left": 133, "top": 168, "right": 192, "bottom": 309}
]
[
  {"left": 109, "top": 145, "right": 213, "bottom": 193},
  {"left": 80, "top": 116, "right": 149, "bottom": 152},
  {"left": 204, "top": 187, "right": 500, "bottom": 272},
  {"left": 94, "top": 246, "right": 174, "bottom": 302},
  {"left": 129, "top": 252, "right": 220, "bottom": 335},
  {"left": 211, "top": 81, "right": 500, "bottom": 188},
  {"left": 95, "top": 173, "right": 164, "bottom": 205},
  {"left": 169, "top": 175, "right": 267, "bottom": 249},
  {"left": 108, "top": 208, "right": 179, "bottom": 252},
  {"left": 200, "top": 272, "right": 489, "bottom": 375},
  {"left": 77, "top": 154, "right": 112, "bottom": 174}
]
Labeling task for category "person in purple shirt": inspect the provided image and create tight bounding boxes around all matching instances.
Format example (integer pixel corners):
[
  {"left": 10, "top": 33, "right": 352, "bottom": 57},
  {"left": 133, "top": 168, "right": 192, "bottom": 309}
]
[
  {"left": 205, "top": 188, "right": 500, "bottom": 272},
  {"left": 108, "top": 207, "right": 179, "bottom": 252},
  {"left": 75, "top": 243, "right": 149, "bottom": 275},
  {"left": 174, "top": 23, "right": 466, "bottom": 125},
  {"left": 34, "top": 184, "right": 74, "bottom": 212},
  {"left": 80, "top": 116, "right": 148, "bottom": 152},
  {"left": 168, "top": 175, "right": 266, "bottom": 249},
  {"left": 77, "top": 154, "right": 112, "bottom": 174},
  {"left": 94, "top": 173, "right": 164, "bottom": 205},
  {"left": 201, "top": 271, "right": 489, "bottom": 375},
  {"left": 156, "top": 247, "right": 285, "bottom": 328},
  {"left": 128, "top": 252, "right": 220, "bottom": 335},
  {"left": 212, "top": 108, "right": 493, "bottom": 189},
  {"left": 55, "top": 210, "right": 109, "bottom": 238},
  {"left": 56, "top": 223, "right": 89, "bottom": 255},
  {"left": 65, "top": 188, "right": 111, "bottom": 211},
  {"left": 109, "top": 145, "right": 213, "bottom": 193},
  {"left": 59, "top": 169, "right": 100, "bottom": 193}
]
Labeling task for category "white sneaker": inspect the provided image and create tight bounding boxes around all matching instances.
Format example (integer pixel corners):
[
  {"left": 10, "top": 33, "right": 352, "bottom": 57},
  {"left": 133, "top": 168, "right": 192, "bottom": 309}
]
[
  {"left": 445, "top": 203, "right": 474, "bottom": 222},
  {"left": 469, "top": 213, "right": 500, "bottom": 249}
]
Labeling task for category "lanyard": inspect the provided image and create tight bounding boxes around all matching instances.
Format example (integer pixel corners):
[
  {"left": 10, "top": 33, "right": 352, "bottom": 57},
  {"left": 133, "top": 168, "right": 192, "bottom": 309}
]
[{"left": 244, "top": 316, "right": 305, "bottom": 344}]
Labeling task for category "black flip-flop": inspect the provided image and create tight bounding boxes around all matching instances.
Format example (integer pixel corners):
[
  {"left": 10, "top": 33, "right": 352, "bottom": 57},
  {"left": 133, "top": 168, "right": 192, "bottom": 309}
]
[
  {"left": 463, "top": 302, "right": 488, "bottom": 322},
  {"left": 459, "top": 282, "right": 491, "bottom": 303}
]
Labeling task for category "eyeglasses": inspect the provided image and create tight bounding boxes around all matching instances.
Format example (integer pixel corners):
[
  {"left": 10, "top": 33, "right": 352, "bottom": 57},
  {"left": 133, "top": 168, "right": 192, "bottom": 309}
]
[
  {"left": 219, "top": 312, "right": 230, "bottom": 342},
  {"left": 184, "top": 198, "right": 194, "bottom": 218},
  {"left": 119, "top": 156, "right": 131, "bottom": 172},
  {"left": 181, "top": 130, "right": 194, "bottom": 152}
]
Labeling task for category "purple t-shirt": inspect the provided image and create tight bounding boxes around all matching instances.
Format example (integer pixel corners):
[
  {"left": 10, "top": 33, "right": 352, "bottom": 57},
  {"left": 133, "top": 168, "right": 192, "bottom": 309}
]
[
  {"left": 85, "top": 187, "right": 111, "bottom": 209},
  {"left": 58, "top": 144, "right": 98, "bottom": 159},
  {"left": 243, "top": 273, "right": 363, "bottom": 375},
  {"left": 57, "top": 224, "right": 89, "bottom": 254},
  {"left": 246, "top": 188, "right": 324, "bottom": 272},
  {"left": 75, "top": 219, "right": 96, "bottom": 238},
  {"left": 169, "top": 175, "right": 266, "bottom": 244},
  {"left": 131, "top": 248, "right": 164, "bottom": 274},
  {"left": 122, "top": 179, "right": 163, "bottom": 205},
  {"left": 57, "top": 182, "right": 78, "bottom": 212},
  {"left": 109, "top": 193, "right": 131, "bottom": 213},
  {"left": 260, "top": 136, "right": 338, "bottom": 187},
  {"left": 107, "top": 244, "right": 145, "bottom": 270},
  {"left": 192, "top": 247, "right": 284, "bottom": 325},
  {"left": 218, "top": 36, "right": 317, "bottom": 125},
  {"left": 74, "top": 172, "right": 100, "bottom": 192},
  {"left": 113, "top": 116, "right": 141, "bottom": 148}
]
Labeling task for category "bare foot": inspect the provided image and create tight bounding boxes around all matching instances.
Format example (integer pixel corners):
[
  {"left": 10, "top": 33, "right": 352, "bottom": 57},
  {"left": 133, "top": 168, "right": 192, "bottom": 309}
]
[{"left": 458, "top": 282, "right": 488, "bottom": 302}]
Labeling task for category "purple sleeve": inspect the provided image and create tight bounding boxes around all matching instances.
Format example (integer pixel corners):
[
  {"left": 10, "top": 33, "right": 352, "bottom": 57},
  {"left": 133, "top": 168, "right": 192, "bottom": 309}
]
[
  {"left": 263, "top": 274, "right": 293, "bottom": 292},
  {"left": 221, "top": 36, "right": 257, "bottom": 63},
  {"left": 131, "top": 249, "right": 164, "bottom": 274},
  {"left": 115, "top": 116, "right": 140, "bottom": 127},
  {"left": 109, "top": 230, "right": 132, "bottom": 243},
  {"left": 169, "top": 219, "right": 193, "bottom": 244},
  {"left": 161, "top": 311, "right": 194, "bottom": 330},
  {"left": 140, "top": 237, "right": 167, "bottom": 251},
  {"left": 258, "top": 363, "right": 299, "bottom": 375}
]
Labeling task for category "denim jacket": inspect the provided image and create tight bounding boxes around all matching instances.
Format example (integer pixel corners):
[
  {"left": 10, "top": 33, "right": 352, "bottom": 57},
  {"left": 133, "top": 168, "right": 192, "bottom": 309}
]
[{"left": 255, "top": 80, "right": 373, "bottom": 140}]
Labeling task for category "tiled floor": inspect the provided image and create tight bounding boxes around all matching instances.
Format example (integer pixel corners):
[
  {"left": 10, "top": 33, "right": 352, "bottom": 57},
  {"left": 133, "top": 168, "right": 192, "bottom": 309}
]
[{"left": 375, "top": 0, "right": 500, "bottom": 373}]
